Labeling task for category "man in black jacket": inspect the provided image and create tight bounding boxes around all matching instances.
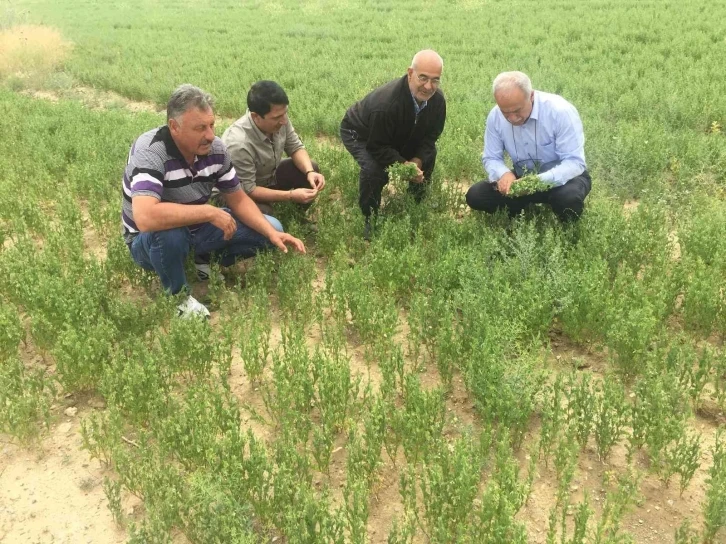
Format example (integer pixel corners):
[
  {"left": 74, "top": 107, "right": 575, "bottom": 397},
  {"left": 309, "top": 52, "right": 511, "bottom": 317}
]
[{"left": 340, "top": 50, "right": 446, "bottom": 238}]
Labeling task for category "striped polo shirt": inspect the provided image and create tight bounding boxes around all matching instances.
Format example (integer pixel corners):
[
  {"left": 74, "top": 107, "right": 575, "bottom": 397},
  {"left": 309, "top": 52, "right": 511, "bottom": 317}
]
[{"left": 121, "top": 126, "right": 241, "bottom": 244}]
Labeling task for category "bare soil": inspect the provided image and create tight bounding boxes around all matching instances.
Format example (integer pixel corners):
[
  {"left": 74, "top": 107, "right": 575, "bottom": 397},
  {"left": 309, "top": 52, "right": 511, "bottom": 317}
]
[{"left": 0, "top": 407, "right": 130, "bottom": 544}]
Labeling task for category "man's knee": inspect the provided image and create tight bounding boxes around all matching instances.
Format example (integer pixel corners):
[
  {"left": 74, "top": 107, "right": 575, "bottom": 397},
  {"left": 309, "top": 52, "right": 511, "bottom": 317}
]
[
  {"left": 549, "top": 178, "right": 589, "bottom": 218},
  {"left": 466, "top": 181, "right": 499, "bottom": 212},
  {"left": 152, "top": 228, "right": 191, "bottom": 253},
  {"left": 264, "top": 215, "right": 284, "bottom": 233},
  {"left": 360, "top": 167, "right": 388, "bottom": 188}
]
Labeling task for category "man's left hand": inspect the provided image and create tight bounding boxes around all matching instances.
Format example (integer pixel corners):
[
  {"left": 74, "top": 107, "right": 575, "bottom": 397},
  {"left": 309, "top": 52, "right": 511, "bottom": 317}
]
[
  {"left": 404, "top": 160, "right": 424, "bottom": 183},
  {"left": 307, "top": 172, "right": 326, "bottom": 191},
  {"left": 269, "top": 231, "right": 306, "bottom": 254}
]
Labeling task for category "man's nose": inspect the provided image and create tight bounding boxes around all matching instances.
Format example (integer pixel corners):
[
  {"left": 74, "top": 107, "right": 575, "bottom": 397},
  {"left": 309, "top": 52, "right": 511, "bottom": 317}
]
[{"left": 205, "top": 126, "right": 215, "bottom": 140}]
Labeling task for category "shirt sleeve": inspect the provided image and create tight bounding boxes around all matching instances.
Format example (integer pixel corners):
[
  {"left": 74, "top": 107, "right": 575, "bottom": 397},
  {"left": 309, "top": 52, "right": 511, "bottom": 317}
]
[
  {"left": 128, "top": 148, "right": 165, "bottom": 200},
  {"left": 215, "top": 147, "right": 242, "bottom": 194},
  {"left": 537, "top": 104, "right": 586, "bottom": 185},
  {"left": 283, "top": 120, "right": 305, "bottom": 157},
  {"left": 482, "top": 108, "right": 511, "bottom": 182},
  {"left": 365, "top": 109, "right": 406, "bottom": 167},
  {"left": 224, "top": 133, "right": 257, "bottom": 194}
]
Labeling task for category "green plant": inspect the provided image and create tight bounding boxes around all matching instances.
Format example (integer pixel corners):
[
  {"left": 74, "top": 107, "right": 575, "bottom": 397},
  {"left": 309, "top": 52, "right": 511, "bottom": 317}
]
[
  {"left": 0, "top": 357, "right": 55, "bottom": 441},
  {"left": 564, "top": 372, "right": 595, "bottom": 449},
  {"left": 703, "top": 431, "right": 726, "bottom": 543},
  {"left": 386, "top": 162, "right": 419, "bottom": 189},
  {"left": 507, "top": 174, "right": 552, "bottom": 197},
  {"left": 103, "top": 477, "right": 124, "bottom": 526},
  {"left": 593, "top": 375, "right": 629, "bottom": 461}
]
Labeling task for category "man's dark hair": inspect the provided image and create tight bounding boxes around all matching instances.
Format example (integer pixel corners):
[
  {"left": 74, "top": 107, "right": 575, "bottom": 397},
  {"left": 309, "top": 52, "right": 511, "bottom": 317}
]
[{"left": 247, "top": 81, "right": 289, "bottom": 117}]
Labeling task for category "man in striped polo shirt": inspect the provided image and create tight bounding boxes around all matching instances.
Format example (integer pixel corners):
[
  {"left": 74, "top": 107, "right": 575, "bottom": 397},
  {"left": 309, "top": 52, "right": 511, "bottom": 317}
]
[{"left": 122, "top": 84, "right": 305, "bottom": 318}]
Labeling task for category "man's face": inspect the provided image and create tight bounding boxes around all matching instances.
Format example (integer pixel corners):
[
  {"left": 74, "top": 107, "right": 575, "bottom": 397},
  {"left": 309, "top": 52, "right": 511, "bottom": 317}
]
[
  {"left": 251, "top": 104, "right": 289, "bottom": 136},
  {"left": 495, "top": 89, "right": 534, "bottom": 126},
  {"left": 407, "top": 65, "right": 442, "bottom": 103},
  {"left": 169, "top": 107, "right": 216, "bottom": 160}
]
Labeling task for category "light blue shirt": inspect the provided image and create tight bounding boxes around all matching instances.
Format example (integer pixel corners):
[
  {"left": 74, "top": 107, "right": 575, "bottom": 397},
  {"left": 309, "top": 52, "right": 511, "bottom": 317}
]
[
  {"left": 411, "top": 92, "right": 427, "bottom": 120},
  {"left": 482, "top": 91, "right": 586, "bottom": 186}
]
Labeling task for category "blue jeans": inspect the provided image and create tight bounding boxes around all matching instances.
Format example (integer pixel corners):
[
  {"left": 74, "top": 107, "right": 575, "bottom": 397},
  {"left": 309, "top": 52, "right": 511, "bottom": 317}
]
[{"left": 129, "top": 210, "right": 283, "bottom": 294}]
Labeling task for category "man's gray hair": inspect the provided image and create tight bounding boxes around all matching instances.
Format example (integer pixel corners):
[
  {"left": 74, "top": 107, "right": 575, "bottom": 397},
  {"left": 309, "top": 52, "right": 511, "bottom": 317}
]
[
  {"left": 492, "top": 71, "right": 532, "bottom": 97},
  {"left": 167, "top": 84, "right": 215, "bottom": 122}
]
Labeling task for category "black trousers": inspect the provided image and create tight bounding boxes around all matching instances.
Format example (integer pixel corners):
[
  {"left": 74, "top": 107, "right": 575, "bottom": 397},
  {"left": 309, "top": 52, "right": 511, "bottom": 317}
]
[
  {"left": 465, "top": 171, "right": 592, "bottom": 222},
  {"left": 340, "top": 126, "right": 435, "bottom": 217}
]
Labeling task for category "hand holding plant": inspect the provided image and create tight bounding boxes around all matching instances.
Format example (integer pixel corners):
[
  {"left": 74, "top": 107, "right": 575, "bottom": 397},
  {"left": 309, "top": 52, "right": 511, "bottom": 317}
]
[
  {"left": 387, "top": 162, "right": 421, "bottom": 186},
  {"left": 507, "top": 174, "right": 552, "bottom": 197}
]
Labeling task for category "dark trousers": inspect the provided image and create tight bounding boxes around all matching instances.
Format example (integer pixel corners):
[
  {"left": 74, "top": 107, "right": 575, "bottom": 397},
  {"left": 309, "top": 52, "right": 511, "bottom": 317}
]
[
  {"left": 254, "top": 158, "right": 320, "bottom": 215},
  {"left": 340, "top": 126, "right": 435, "bottom": 217},
  {"left": 466, "top": 171, "right": 592, "bottom": 222}
]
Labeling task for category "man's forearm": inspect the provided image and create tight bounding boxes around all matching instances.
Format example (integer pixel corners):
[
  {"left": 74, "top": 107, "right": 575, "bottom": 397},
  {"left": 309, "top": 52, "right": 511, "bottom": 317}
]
[
  {"left": 290, "top": 149, "right": 314, "bottom": 176},
  {"left": 134, "top": 201, "right": 217, "bottom": 232},
  {"left": 249, "top": 185, "right": 292, "bottom": 204},
  {"left": 537, "top": 160, "right": 585, "bottom": 186},
  {"left": 483, "top": 159, "right": 511, "bottom": 183}
]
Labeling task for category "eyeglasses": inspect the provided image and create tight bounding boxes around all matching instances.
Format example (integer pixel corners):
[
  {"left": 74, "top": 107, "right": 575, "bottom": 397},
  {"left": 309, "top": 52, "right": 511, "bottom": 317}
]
[{"left": 416, "top": 74, "right": 441, "bottom": 86}]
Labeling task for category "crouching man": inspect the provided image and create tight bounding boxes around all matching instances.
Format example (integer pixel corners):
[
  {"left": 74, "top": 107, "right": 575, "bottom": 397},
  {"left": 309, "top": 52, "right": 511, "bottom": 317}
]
[
  {"left": 466, "top": 71, "right": 591, "bottom": 221},
  {"left": 121, "top": 84, "right": 305, "bottom": 318}
]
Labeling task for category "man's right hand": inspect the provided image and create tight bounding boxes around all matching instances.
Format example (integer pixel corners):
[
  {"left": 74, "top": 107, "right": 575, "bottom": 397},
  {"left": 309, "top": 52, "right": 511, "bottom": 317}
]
[
  {"left": 289, "top": 188, "right": 318, "bottom": 204},
  {"left": 210, "top": 207, "right": 237, "bottom": 240},
  {"left": 496, "top": 172, "right": 517, "bottom": 195}
]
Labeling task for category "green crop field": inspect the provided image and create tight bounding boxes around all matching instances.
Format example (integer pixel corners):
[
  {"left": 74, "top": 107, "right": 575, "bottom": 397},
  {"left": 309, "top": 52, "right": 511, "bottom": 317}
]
[{"left": 1, "top": 0, "right": 726, "bottom": 542}]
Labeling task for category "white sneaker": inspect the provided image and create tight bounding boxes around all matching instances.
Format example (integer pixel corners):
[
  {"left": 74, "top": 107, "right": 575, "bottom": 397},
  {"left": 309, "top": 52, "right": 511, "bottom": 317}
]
[
  {"left": 195, "top": 263, "right": 224, "bottom": 282},
  {"left": 177, "top": 295, "right": 211, "bottom": 319}
]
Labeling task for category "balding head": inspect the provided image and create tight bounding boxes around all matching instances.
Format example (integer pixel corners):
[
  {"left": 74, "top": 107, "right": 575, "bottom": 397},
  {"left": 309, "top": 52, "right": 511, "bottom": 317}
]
[
  {"left": 407, "top": 49, "right": 443, "bottom": 103},
  {"left": 411, "top": 49, "right": 443, "bottom": 72}
]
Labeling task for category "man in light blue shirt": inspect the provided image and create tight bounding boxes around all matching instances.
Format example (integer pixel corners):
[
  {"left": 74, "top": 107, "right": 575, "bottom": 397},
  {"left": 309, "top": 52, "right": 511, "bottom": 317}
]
[{"left": 466, "top": 71, "right": 591, "bottom": 221}]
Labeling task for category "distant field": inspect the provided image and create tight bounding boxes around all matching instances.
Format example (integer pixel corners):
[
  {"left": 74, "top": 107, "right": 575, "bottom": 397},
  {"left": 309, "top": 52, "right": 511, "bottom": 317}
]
[{"left": 1, "top": 0, "right": 726, "bottom": 542}]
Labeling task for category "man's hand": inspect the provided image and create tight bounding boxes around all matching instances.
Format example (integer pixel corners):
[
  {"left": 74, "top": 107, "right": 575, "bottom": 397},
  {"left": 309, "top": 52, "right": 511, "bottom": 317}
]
[
  {"left": 210, "top": 207, "right": 237, "bottom": 240},
  {"left": 307, "top": 171, "right": 326, "bottom": 191},
  {"left": 496, "top": 172, "right": 517, "bottom": 195},
  {"left": 404, "top": 161, "right": 425, "bottom": 183},
  {"left": 269, "top": 231, "right": 306, "bottom": 254},
  {"left": 289, "top": 188, "right": 318, "bottom": 204}
]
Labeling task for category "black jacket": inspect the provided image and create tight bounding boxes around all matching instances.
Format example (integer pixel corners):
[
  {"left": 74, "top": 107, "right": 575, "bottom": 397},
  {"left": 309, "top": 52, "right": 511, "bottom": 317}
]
[{"left": 341, "top": 75, "right": 446, "bottom": 168}]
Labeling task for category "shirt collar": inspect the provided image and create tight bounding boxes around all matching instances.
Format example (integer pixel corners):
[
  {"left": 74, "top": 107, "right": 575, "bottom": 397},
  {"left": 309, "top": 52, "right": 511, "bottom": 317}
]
[
  {"left": 411, "top": 92, "right": 427, "bottom": 116},
  {"left": 528, "top": 91, "right": 540, "bottom": 121},
  {"left": 153, "top": 125, "right": 186, "bottom": 162}
]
